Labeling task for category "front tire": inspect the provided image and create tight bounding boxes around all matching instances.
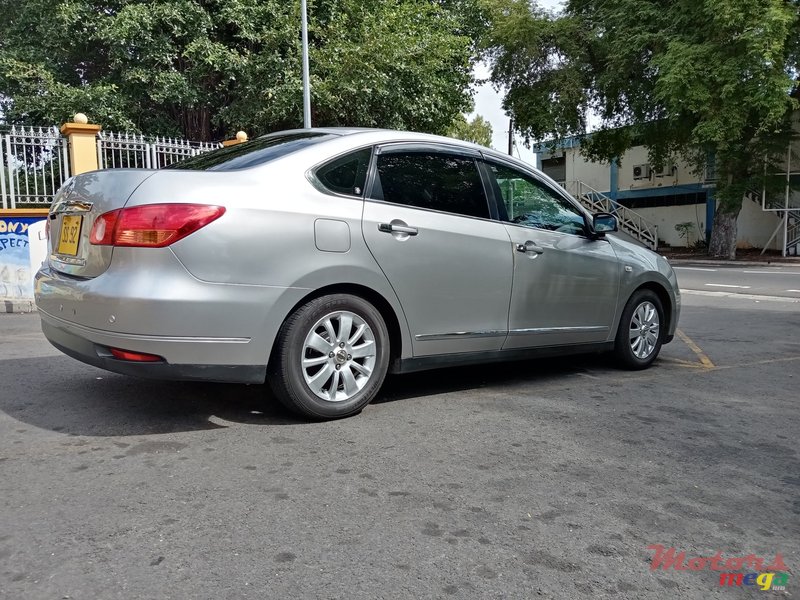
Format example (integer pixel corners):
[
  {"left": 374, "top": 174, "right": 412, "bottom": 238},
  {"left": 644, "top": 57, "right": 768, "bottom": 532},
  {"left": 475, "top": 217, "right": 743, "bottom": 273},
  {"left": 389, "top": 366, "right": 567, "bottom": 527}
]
[
  {"left": 268, "top": 294, "right": 390, "bottom": 419},
  {"left": 614, "top": 289, "right": 664, "bottom": 370}
]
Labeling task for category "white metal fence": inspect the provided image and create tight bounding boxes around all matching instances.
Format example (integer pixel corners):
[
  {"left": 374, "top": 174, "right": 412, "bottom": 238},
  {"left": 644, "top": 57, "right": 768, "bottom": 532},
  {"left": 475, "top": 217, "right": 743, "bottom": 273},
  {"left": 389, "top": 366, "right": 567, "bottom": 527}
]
[
  {"left": 97, "top": 131, "right": 221, "bottom": 170},
  {"left": 0, "top": 127, "right": 223, "bottom": 208},
  {"left": 0, "top": 126, "right": 70, "bottom": 209}
]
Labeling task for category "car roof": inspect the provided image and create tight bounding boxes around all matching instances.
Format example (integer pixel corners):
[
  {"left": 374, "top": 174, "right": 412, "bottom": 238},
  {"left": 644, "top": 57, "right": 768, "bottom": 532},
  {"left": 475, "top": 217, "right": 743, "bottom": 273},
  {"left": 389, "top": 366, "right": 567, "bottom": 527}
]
[{"left": 263, "top": 127, "right": 535, "bottom": 172}]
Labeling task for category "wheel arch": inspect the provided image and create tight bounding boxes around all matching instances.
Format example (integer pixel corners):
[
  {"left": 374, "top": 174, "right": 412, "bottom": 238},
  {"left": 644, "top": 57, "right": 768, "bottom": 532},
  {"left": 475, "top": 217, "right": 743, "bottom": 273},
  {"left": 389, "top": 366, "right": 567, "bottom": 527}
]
[
  {"left": 632, "top": 281, "right": 674, "bottom": 336},
  {"left": 272, "top": 283, "right": 405, "bottom": 369}
]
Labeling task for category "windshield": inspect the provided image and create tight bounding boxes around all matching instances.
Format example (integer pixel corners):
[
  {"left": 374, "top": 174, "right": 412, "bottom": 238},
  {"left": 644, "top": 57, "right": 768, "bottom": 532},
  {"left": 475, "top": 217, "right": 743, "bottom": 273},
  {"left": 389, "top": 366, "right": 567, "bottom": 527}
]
[{"left": 166, "top": 132, "right": 337, "bottom": 171}]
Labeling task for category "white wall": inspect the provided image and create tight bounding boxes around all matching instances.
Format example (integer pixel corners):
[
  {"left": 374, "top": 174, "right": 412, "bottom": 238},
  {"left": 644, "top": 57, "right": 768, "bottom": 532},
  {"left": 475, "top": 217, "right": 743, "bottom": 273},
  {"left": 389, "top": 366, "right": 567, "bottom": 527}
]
[
  {"left": 564, "top": 148, "right": 609, "bottom": 191},
  {"left": 564, "top": 146, "right": 704, "bottom": 193},
  {"left": 563, "top": 144, "right": 786, "bottom": 250},
  {"left": 616, "top": 148, "right": 700, "bottom": 191},
  {"left": 631, "top": 200, "right": 783, "bottom": 250},
  {"left": 28, "top": 220, "right": 48, "bottom": 279},
  {"left": 737, "top": 199, "right": 784, "bottom": 250},
  {"left": 632, "top": 204, "right": 706, "bottom": 248}
]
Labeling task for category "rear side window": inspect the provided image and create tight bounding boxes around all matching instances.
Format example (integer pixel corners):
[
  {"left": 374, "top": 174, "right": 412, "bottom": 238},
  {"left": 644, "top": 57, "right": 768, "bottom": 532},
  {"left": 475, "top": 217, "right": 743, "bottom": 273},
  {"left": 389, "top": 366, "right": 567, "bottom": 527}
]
[
  {"left": 372, "top": 151, "right": 489, "bottom": 219},
  {"left": 313, "top": 148, "right": 372, "bottom": 197},
  {"left": 166, "top": 132, "right": 336, "bottom": 171}
]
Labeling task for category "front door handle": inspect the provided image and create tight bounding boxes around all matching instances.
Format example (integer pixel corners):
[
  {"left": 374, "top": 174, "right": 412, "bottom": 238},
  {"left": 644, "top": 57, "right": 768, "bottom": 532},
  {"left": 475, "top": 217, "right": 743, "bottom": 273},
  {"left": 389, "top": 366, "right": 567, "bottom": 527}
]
[
  {"left": 379, "top": 222, "right": 418, "bottom": 236},
  {"left": 516, "top": 241, "right": 544, "bottom": 254}
]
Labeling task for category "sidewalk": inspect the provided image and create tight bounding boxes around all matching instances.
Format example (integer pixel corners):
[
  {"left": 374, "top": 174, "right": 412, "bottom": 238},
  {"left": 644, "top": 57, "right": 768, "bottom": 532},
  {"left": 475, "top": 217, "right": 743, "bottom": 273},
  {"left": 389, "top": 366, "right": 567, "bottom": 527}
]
[
  {"left": 662, "top": 250, "right": 800, "bottom": 267},
  {"left": 667, "top": 257, "right": 800, "bottom": 267},
  {"left": 2, "top": 299, "right": 36, "bottom": 314}
]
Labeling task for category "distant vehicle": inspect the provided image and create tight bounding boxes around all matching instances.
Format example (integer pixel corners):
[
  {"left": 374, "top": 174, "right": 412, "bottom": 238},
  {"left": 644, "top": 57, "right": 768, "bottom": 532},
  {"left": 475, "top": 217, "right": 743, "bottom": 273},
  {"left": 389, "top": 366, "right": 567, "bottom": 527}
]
[{"left": 36, "top": 128, "right": 680, "bottom": 419}]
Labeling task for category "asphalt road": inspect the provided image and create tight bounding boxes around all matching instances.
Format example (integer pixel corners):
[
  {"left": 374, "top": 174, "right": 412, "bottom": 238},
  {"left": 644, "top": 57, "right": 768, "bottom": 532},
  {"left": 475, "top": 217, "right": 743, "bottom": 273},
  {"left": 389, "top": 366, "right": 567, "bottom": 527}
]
[
  {"left": 674, "top": 263, "right": 800, "bottom": 299},
  {"left": 1, "top": 292, "right": 798, "bottom": 599}
]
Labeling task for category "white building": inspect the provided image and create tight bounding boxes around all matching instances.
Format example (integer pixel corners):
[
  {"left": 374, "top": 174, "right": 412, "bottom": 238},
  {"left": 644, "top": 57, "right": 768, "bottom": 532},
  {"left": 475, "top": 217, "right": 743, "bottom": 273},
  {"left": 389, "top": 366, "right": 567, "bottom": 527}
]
[{"left": 535, "top": 137, "right": 799, "bottom": 255}]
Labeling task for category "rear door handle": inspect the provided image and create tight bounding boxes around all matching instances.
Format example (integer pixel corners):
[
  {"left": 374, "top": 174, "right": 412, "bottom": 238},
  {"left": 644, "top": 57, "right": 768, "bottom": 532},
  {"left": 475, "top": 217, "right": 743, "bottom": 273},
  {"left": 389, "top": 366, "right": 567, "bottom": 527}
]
[
  {"left": 379, "top": 223, "right": 418, "bottom": 236},
  {"left": 516, "top": 241, "right": 544, "bottom": 254}
]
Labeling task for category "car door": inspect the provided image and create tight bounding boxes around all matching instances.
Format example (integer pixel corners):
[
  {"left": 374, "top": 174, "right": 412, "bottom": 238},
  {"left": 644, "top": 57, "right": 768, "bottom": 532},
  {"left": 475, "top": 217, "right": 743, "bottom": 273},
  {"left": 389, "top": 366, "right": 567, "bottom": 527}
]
[
  {"left": 481, "top": 159, "right": 620, "bottom": 349},
  {"left": 362, "top": 144, "right": 513, "bottom": 356}
]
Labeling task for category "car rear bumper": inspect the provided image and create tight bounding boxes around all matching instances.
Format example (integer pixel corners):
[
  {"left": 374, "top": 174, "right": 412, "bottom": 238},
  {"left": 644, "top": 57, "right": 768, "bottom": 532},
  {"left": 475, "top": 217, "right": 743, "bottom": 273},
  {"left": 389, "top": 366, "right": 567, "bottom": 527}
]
[
  {"left": 35, "top": 249, "right": 311, "bottom": 383},
  {"left": 40, "top": 309, "right": 266, "bottom": 383}
]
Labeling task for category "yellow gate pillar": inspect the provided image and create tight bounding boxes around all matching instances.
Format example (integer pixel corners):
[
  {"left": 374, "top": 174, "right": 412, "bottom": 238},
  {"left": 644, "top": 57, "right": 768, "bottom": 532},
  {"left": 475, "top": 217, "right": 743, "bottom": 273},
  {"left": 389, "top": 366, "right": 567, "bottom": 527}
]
[
  {"left": 60, "top": 113, "right": 101, "bottom": 175},
  {"left": 222, "top": 131, "right": 249, "bottom": 147}
]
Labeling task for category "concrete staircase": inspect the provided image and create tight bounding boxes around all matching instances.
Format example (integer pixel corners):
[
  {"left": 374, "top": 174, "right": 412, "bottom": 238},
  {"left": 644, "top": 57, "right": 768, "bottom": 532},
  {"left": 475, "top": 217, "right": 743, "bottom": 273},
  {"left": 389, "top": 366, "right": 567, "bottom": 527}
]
[{"left": 745, "top": 189, "right": 800, "bottom": 256}]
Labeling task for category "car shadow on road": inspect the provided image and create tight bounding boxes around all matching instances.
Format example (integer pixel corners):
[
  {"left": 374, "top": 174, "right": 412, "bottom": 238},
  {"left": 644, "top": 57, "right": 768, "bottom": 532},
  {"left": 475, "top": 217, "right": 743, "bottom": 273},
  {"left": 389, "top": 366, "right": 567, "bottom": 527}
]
[
  {"left": 376, "top": 353, "right": 617, "bottom": 404},
  {"left": 0, "top": 352, "right": 619, "bottom": 437},
  {"left": 0, "top": 355, "right": 297, "bottom": 437}
]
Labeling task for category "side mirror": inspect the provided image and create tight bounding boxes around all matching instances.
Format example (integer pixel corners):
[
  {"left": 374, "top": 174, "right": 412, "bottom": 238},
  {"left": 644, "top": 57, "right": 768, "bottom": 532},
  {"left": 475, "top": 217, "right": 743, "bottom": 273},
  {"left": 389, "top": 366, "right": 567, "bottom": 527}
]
[{"left": 592, "top": 212, "right": 618, "bottom": 235}]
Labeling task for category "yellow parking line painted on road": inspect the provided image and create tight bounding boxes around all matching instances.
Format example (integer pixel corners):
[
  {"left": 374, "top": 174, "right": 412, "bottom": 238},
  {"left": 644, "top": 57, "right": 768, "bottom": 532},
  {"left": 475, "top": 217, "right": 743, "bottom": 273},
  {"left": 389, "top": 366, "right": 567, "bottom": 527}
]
[
  {"left": 710, "top": 354, "right": 800, "bottom": 371},
  {"left": 676, "top": 329, "right": 716, "bottom": 369},
  {"left": 659, "top": 357, "right": 707, "bottom": 369}
]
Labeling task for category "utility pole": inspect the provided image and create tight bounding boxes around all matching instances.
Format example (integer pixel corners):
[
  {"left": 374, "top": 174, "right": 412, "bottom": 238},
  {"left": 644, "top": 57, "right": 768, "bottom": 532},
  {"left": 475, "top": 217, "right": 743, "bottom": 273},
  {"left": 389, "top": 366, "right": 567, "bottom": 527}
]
[
  {"left": 507, "top": 118, "right": 513, "bottom": 155},
  {"left": 301, "top": 0, "right": 312, "bottom": 128}
]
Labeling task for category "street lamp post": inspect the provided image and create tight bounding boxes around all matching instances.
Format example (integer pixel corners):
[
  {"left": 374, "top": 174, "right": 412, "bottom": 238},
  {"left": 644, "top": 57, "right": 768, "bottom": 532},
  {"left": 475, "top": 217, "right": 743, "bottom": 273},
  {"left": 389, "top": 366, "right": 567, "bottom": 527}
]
[{"left": 301, "top": 0, "right": 312, "bottom": 128}]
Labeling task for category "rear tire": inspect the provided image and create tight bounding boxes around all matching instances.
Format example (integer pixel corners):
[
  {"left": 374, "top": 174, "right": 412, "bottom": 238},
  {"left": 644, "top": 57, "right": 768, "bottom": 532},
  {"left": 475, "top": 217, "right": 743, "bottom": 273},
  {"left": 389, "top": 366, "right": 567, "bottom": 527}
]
[
  {"left": 268, "top": 294, "right": 390, "bottom": 419},
  {"left": 614, "top": 289, "right": 664, "bottom": 370}
]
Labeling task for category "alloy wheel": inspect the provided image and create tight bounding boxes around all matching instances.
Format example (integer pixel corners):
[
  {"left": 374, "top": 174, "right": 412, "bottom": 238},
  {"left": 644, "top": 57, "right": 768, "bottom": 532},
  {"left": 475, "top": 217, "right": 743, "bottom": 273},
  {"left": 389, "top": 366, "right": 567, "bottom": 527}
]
[
  {"left": 629, "top": 301, "right": 660, "bottom": 359},
  {"left": 301, "top": 311, "right": 377, "bottom": 402}
]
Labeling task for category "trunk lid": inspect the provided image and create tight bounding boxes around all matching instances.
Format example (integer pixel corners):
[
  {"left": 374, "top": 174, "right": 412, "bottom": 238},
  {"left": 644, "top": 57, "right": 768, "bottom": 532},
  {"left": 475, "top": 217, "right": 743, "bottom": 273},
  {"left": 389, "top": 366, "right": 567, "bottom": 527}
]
[{"left": 49, "top": 169, "right": 157, "bottom": 278}]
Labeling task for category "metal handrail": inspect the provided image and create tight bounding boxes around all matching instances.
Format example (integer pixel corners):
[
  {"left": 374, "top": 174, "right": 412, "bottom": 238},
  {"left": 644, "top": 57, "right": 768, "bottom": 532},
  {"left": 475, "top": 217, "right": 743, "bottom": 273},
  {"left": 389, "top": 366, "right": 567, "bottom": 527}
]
[
  {"left": 563, "top": 180, "right": 659, "bottom": 251},
  {"left": 744, "top": 188, "right": 800, "bottom": 254},
  {"left": 786, "top": 212, "right": 800, "bottom": 249}
]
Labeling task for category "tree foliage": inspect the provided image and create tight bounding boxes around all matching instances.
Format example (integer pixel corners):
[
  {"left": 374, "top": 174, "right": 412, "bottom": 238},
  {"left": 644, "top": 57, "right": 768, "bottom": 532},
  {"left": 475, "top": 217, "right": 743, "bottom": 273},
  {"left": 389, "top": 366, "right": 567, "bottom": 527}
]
[
  {"left": 483, "top": 0, "right": 800, "bottom": 258},
  {"left": 0, "top": 0, "right": 484, "bottom": 141},
  {"left": 447, "top": 113, "right": 493, "bottom": 146}
]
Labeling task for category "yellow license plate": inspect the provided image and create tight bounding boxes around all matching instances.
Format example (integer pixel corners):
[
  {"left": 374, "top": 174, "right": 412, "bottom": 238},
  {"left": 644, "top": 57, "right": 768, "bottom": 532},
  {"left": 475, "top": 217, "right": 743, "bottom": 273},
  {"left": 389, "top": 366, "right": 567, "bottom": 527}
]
[{"left": 57, "top": 215, "right": 83, "bottom": 256}]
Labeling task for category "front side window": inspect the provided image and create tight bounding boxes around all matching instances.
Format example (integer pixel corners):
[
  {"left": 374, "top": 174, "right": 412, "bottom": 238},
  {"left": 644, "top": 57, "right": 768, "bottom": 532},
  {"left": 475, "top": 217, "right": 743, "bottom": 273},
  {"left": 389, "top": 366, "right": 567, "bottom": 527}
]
[
  {"left": 489, "top": 162, "right": 587, "bottom": 235},
  {"left": 372, "top": 151, "right": 490, "bottom": 219},
  {"left": 314, "top": 148, "right": 372, "bottom": 196}
]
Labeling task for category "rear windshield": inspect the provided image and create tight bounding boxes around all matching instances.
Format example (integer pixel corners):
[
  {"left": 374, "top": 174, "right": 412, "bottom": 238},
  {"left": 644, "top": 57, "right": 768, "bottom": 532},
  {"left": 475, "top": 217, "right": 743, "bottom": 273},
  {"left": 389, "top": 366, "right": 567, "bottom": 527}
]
[{"left": 166, "top": 132, "right": 337, "bottom": 171}]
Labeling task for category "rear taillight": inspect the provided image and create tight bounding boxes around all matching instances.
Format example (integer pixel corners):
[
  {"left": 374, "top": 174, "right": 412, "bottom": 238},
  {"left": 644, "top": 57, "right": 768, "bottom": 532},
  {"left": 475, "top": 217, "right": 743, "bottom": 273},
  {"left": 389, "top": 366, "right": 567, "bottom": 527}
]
[
  {"left": 90, "top": 210, "right": 119, "bottom": 245},
  {"left": 90, "top": 204, "right": 225, "bottom": 248},
  {"left": 109, "top": 347, "right": 163, "bottom": 362}
]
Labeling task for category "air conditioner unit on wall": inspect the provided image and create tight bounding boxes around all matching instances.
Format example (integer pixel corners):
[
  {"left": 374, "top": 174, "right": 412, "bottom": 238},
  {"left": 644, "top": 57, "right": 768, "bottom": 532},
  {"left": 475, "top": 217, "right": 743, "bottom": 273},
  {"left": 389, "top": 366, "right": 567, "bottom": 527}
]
[
  {"left": 653, "top": 164, "right": 675, "bottom": 178},
  {"left": 633, "top": 164, "right": 651, "bottom": 180}
]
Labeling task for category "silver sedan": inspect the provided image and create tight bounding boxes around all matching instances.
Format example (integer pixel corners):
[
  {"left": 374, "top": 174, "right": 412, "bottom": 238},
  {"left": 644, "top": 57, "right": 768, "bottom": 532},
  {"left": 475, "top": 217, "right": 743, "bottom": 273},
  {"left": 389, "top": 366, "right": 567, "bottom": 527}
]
[{"left": 36, "top": 128, "right": 680, "bottom": 419}]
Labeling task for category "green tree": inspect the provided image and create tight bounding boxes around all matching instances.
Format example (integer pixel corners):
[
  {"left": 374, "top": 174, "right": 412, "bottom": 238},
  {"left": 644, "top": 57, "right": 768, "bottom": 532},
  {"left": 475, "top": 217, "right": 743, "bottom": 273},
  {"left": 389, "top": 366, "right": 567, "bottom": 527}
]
[
  {"left": 448, "top": 113, "right": 494, "bottom": 146},
  {"left": 0, "top": 0, "right": 484, "bottom": 141},
  {"left": 483, "top": 0, "right": 799, "bottom": 258}
]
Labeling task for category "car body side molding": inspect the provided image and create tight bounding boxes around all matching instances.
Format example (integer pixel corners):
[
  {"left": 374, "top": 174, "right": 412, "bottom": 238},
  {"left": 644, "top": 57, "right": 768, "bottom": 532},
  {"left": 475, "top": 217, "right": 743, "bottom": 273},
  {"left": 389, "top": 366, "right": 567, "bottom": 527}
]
[{"left": 391, "top": 342, "right": 615, "bottom": 374}]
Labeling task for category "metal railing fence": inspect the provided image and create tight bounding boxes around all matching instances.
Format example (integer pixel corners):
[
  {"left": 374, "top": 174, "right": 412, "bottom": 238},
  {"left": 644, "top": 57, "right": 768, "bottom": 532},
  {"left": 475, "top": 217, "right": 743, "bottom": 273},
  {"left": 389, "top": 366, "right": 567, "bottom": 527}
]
[
  {"left": 0, "top": 127, "right": 223, "bottom": 208},
  {"left": 97, "top": 131, "right": 221, "bottom": 170},
  {"left": 0, "top": 126, "right": 70, "bottom": 209},
  {"left": 563, "top": 180, "right": 660, "bottom": 251},
  {"left": 787, "top": 215, "right": 800, "bottom": 252}
]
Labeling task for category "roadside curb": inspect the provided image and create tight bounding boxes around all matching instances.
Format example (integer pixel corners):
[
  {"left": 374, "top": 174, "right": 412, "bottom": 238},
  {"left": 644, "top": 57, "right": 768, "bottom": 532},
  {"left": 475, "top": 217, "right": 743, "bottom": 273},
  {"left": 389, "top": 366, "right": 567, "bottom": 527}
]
[
  {"left": 1, "top": 300, "right": 37, "bottom": 314},
  {"left": 667, "top": 258, "right": 800, "bottom": 267},
  {"left": 681, "top": 289, "right": 800, "bottom": 303}
]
